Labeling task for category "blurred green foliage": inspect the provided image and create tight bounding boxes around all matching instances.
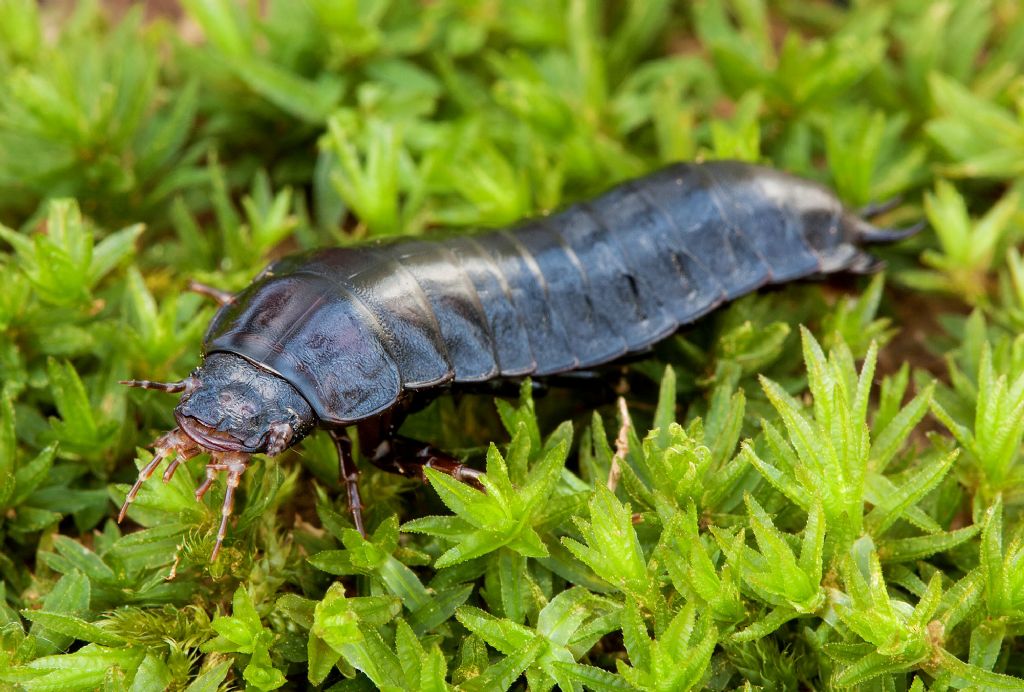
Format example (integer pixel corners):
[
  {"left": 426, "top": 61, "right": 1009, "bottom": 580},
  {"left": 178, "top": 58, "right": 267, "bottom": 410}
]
[{"left": 2, "top": 0, "right": 1024, "bottom": 688}]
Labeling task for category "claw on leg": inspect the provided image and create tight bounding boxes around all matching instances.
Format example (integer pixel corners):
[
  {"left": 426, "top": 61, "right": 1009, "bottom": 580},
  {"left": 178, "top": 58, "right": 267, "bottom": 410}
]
[{"left": 118, "top": 428, "right": 201, "bottom": 523}]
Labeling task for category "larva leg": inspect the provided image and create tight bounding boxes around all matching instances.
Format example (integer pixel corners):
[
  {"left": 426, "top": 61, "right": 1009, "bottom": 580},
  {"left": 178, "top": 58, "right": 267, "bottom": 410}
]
[
  {"left": 117, "top": 428, "right": 200, "bottom": 523},
  {"left": 355, "top": 402, "right": 482, "bottom": 491},
  {"left": 194, "top": 452, "right": 250, "bottom": 561},
  {"left": 119, "top": 450, "right": 168, "bottom": 522},
  {"left": 186, "top": 279, "right": 234, "bottom": 306},
  {"left": 214, "top": 462, "right": 247, "bottom": 561},
  {"left": 195, "top": 463, "right": 225, "bottom": 500},
  {"left": 366, "top": 435, "right": 483, "bottom": 488},
  {"left": 330, "top": 429, "right": 367, "bottom": 537}
]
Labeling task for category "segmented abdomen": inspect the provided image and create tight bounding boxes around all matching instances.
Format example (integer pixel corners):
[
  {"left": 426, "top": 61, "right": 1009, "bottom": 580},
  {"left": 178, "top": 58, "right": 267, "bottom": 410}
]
[
  {"left": 205, "top": 161, "right": 845, "bottom": 424},
  {"left": 442, "top": 161, "right": 828, "bottom": 374}
]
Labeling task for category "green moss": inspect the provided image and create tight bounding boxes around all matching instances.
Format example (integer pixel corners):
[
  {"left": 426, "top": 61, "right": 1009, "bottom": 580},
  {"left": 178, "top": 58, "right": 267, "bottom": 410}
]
[{"left": 2, "top": 0, "right": 1024, "bottom": 688}]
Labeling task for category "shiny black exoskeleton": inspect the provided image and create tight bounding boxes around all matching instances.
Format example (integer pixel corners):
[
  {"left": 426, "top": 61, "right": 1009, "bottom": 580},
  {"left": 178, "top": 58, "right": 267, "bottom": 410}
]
[{"left": 120, "top": 160, "right": 918, "bottom": 558}]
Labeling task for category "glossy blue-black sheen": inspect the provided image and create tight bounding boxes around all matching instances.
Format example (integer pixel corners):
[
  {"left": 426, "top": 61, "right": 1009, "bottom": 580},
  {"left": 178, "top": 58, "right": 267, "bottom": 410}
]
[{"left": 204, "top": 160, "right": 887, "bottom": 424}]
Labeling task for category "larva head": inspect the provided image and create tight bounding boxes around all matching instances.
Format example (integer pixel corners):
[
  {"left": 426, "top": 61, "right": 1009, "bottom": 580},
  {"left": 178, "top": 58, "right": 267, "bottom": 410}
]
[
  {"left": 119, "top": 353, "right": 315, "bottom": 560},
  {"left": 171, "top": 353, "right": 315, "bottom": 456}
]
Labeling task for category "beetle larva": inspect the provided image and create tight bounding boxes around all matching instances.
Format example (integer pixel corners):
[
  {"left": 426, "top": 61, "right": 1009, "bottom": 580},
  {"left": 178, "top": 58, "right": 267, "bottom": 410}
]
[{"left": 120, "top": 160, "right": 918, "bottom": 558}]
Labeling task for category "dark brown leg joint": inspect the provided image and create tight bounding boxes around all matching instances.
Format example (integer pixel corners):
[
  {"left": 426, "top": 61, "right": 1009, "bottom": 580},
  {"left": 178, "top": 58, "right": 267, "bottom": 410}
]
[{"left": 327, "top": 426, "right": 483, "bottom": 538}]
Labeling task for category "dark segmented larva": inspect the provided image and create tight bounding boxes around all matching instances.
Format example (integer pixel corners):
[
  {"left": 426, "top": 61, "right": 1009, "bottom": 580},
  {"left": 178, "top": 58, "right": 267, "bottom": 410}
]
[{"left": 120, "top": 160, "right": 918, "bottom": 558}]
